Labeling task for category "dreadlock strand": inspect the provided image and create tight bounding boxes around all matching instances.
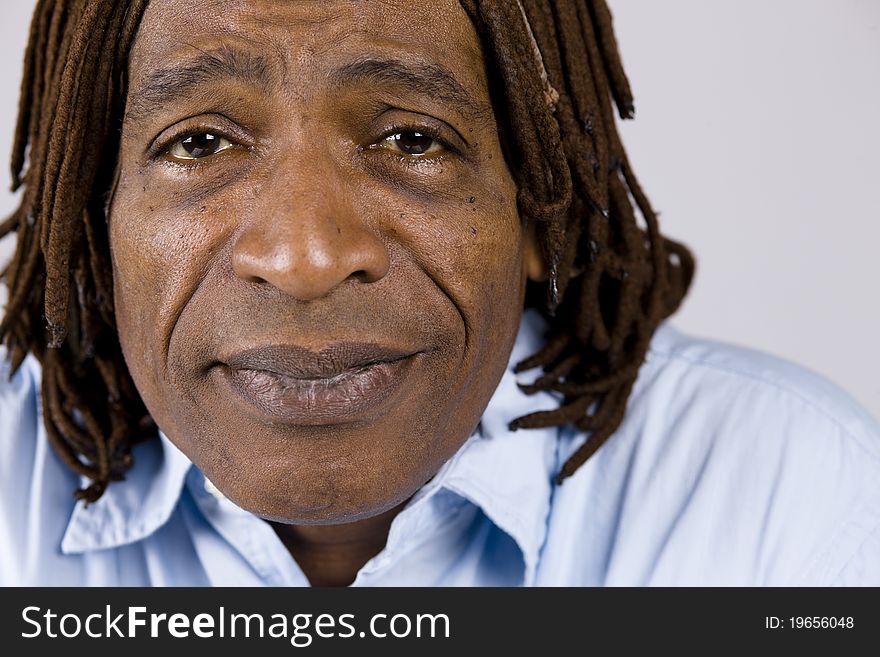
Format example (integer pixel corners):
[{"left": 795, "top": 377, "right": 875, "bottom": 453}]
[
  {"left": 42, "top": 4, "right": 121, "bottom": 342},
  {"left": 620, "top": 161, "right": 667, "bottom": 322},
  {"left": 509, "top": 394, "right": 592, "bottom": 431},
  {"left": 540, "top": 361, "right": 639, "bottom": 396},
  {"left": 513, "top": 327, "right": 570, "bottom": 372},
  {"left": 486, "top": 0, "right": 572, "bottom": 208},
  {"left": 461, "top": 0, "right": 556, "bottom": 206},
  {"left": 42, "top": 353, "right": 99, "bottom": 466},
  {"left": 9, "top": 0, "right": 46, "bottom": 190},
  {"left": 54, "top": 357, "right": 105, "bottom": 446},
  {"left": 35, "top": 1, "right": 86, "bottom": 248},
  {"left": 24, "top": 0, "right": 70, "bottom": 199},
  {"left": 586, "top": 0, "right": 635, "bottom": 119},
  {"left": 574, "top": 0, "right": 616, "bottom": 189},
  {"left": 662, "top": 236, "right": 696, "bottom": 315},
  {"left": 523, "top": 350, "right": 583, "bottom": 389},
  {"left": 559, "top": 381, "right": 632, "bottom": 480},
  {"left": 0, "top": 206, "right": 23, "bottom": 243},
  {"left": 460, "top": 0, "right": 575, "bottom": 311},
  {"left": 82, "top": 196, "right": 117, "bottom": 329},
  {"left": 0, "top": 214, "right": 41, "bottom": 340},
  {"left": 550, "top": 1, "right": 609, "bottom": 210},
  {"left": 577, "top": 264, "right": 611, "bottom": 349},
  {"left": 10, "top": 0, "right": 61, "bottom": 191}
]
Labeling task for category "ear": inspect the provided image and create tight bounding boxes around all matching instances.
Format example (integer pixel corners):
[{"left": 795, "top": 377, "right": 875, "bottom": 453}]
[{"left": 523, "top": 220, "right": 548, "bottom": 282}]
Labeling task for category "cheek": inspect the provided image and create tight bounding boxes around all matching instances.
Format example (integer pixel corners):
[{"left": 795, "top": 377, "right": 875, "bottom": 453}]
[
  {"left": 393, "top": 189, "right": 525, "bottom": 336},
  {"left": 108, "top": 182, "right": 228, "bottom": 403},
  {"left": 382, "top": 182, "right": 525, "bottom": 419}
]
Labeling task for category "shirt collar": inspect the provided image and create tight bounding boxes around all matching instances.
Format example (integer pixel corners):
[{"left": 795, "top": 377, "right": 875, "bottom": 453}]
[
  {"left": 421, "top": 310, "right": 559, "bottom": 584},
  {"left": 61, "top": 310, "right": 561, "bottom": 580},
  {"left": 60, "top": 431, "right": 192, "bottom": 554}
]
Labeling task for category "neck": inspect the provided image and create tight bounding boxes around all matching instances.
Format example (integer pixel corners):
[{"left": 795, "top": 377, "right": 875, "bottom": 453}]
[{"left": 270, "top": 502, "right": 406, "bottom": 587}]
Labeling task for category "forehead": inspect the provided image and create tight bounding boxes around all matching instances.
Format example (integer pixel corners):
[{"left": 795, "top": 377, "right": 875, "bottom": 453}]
[{"left": 128, "top": 0, "right": 488, "bottom": 95}]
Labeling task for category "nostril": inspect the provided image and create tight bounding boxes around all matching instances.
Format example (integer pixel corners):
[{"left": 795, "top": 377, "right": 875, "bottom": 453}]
[
  {"left": 231, "top": 206, "right": 391, "bottom": 300},
  {"left": 350, "top": 269, "right": 376, "bottom": 284}
]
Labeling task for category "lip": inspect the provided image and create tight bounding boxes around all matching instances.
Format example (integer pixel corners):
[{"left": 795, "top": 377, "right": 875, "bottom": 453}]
[{"left": 217, "top": 343, "right": 419, "bottom": 425}]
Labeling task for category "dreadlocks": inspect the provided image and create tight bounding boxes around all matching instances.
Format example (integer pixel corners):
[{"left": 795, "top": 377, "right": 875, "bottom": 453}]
[
  {"left": 460, "top": 0, "right": 694, "bottom": 481},
  {"left": 1, "top": 0, "right": 154, "bottom": 502},
  {"left": 0, "top": 0, "right": 694, "bottom": 502}
]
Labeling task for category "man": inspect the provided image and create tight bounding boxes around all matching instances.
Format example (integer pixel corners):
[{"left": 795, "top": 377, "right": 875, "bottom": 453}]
[{"left": 1, "top": 0, "right": 877, "bottom": 586}]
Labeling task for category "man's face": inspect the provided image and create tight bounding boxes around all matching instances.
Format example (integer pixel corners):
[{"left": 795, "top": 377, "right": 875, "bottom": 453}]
[{"left": 109, "top": 0, "right": 541, "bottom": 524}]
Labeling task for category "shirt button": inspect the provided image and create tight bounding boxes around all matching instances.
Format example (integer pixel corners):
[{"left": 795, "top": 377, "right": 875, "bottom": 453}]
[{"left": 204, "top": 476, "right": 225, "bottom": 501}]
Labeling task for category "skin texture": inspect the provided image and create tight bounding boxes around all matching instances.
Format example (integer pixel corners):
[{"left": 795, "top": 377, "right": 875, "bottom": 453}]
[{"left": 108, "top": 0, "right": 544, "bottom": 585}]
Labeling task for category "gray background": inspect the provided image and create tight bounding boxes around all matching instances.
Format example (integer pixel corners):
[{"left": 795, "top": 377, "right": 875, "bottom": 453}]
[{"left": 1, "top": 1, "right": 878, "bottom": 419}]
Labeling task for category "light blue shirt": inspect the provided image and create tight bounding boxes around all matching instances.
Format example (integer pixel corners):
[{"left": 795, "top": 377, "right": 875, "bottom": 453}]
[{"left": 2, "top": 311, "right": 879, "bottom": 586}]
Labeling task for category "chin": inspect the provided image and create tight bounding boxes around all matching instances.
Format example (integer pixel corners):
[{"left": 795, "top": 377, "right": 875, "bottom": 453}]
[{"left": 188, "top": 429, "right": 434, "bottom": 526}]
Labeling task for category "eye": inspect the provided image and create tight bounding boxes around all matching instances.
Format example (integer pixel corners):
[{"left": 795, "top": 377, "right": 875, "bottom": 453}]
[
  {"left": 379, "top": 130, "right": 445, "bottom": 156},
  {"left": 166, "top": 132, "right": 233, "bottom": 160}
]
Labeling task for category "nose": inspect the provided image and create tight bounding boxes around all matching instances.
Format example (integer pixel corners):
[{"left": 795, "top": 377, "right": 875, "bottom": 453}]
[{"left": 232, "top": 166, "right": 390, "bottom": 301}]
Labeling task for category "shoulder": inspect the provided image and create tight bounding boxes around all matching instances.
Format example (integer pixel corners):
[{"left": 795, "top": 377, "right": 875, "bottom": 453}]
[
  {"left": 546, "top": 324, "right": 880, "bottom": 585},
  {"left": 643, "top": 323, "right": 880, "bottom": 458},
  {"left": 0, "top": 346, "right": 80, "bottom": 585}
]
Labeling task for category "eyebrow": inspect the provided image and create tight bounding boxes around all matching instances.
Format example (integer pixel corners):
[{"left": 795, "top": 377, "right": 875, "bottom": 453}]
[
  {"left": 328, "top": 57, "right": 492, "bottom": 122},
  {"left": 124, "top": 45, "right": 492, "bottom": 126},
  {"left": 124, "top": 44, "right": 279, "bottom": 125}
]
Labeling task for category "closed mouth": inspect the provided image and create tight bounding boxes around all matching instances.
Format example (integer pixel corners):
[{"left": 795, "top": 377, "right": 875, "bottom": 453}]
[{"left": 218, "top": 342, "right": 420, "bottom": 425}]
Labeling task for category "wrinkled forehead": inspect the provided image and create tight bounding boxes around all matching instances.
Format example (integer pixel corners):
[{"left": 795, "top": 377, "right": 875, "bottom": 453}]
[{"left": 128, "top": 0, "right": 489, "bottom": 99}]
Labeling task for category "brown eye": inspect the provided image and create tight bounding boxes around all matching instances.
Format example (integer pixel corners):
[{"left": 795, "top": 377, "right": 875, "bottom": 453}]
[
  {"left": 382, "top": 130, "right": 443, "bottom": 156},
  {"left": 167, "top": 132, "right": 233, "bottom": 160}
]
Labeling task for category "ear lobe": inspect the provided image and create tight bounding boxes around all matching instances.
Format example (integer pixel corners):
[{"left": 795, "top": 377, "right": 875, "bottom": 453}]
[{"left": 523, "top": 220, "right": 549, "bottom": 282}]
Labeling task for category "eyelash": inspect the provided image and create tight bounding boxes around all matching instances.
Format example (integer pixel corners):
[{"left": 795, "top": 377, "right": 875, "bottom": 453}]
[
  {"left": 153, "top": 125, "right": 244, "bottom": 166},
  {"left": 368, "top": 125, "right": 456, "bottom": 169},
  {"left": 152, "top": 123, "right": 457, "bottom": 169}
]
